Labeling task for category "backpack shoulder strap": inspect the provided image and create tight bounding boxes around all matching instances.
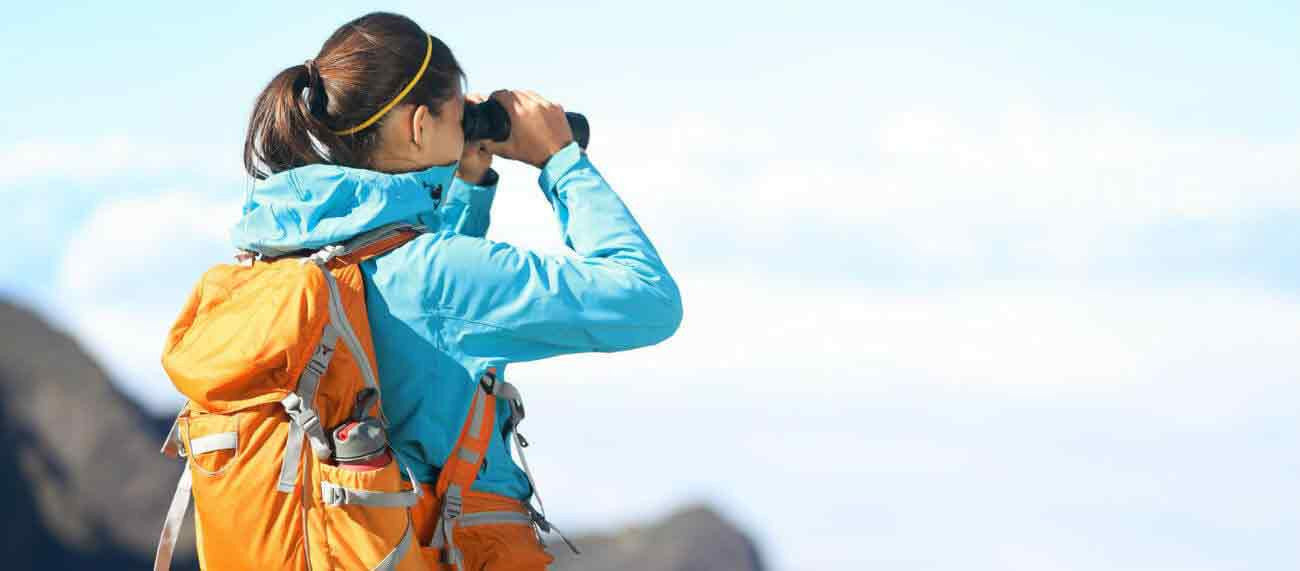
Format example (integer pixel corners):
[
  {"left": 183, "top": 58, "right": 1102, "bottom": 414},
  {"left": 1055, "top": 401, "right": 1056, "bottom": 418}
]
[
  {"left": 321, "top": 222, "right": 428, "bottom": 268},
  {"left": 427, "top": 368, "right": 499, "bottom": 568},
  {"left": 434, "top": 368, "right": 499, "bottom": 499},
  {"left": 250, "top": 222, "right": 427, "bottom": 266}
]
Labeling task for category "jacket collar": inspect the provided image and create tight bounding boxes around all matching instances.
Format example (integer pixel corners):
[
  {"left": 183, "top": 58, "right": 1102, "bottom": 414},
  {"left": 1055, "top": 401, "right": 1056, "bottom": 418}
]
[{"left": 230, "top": 160, "right": 459, "bottom": 256}]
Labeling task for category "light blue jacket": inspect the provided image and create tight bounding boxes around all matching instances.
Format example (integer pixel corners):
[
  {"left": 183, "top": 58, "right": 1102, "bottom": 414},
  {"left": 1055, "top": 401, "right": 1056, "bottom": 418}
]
[{"left": 230, "top": 142, "right": 683, "bottom": 500}]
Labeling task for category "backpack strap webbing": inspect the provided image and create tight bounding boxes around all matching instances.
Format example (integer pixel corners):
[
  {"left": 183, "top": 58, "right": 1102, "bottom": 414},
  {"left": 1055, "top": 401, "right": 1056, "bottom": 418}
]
[
  {"left": 153, "top": 463, "right": 192, "bottom": 571},
  {"left": 426, "top": 368, "right": 499, "bottom": 569},
  {"left": 495, "top": 382, "right": 580, "bottom": 555},
  {"left": 426, "top": 371, "right": 579, "bottom": 567},
  {"left": 434, "top": 368, "right": 499, "bottom": 498},
  {"left": 426, "top": 369, "right": 581, "bottom": 568},
  {"left": 327, "top": 224, "right": 426, "bottom": 268},
  {"left": 254, "top": 222, "right": 428, "bottom": 266}
]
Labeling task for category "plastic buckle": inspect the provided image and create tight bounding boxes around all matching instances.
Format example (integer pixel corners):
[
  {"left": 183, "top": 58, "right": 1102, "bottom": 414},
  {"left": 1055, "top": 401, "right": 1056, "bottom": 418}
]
[
  {"left": 479, "top": 370, "right": 498, "bottom": 394},
  {"left": 298, "top": 409, "right": 321, "bottom": 433},
  {"left": 301, "top": 244, "right": 346, "bottom": 266},
  {"left": 525, "top": 504, "right": 551, "bottom": 533},
  {"left": 321, "top": 484, "right": 344, "bottom": 506},
  {"left": 442, "top": 489, "right": 463, "bottom": 520},
  {"left": 283, "top": 395, "right": 320, "bottom": 431},
  {"left": 161, "top": 419, "right": 187, "bottom": 459},
  {"left": 281, "top": 393, "right": 304, "bottom": 414},
  {"left": 525, "top": 503, "right": 581, "bottom": 555}
]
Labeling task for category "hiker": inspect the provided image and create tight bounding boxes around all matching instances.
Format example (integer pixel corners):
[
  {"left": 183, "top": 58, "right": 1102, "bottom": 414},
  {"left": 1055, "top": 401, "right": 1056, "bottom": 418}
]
[{"left": 159, "top": 10, "right": 681, "bottom": 571}]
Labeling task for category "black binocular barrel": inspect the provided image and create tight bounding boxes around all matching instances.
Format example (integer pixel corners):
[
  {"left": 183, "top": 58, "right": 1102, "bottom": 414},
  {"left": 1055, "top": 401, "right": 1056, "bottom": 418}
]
[{"left": 463, "top": 99, "right": 590, "bottom": 150}]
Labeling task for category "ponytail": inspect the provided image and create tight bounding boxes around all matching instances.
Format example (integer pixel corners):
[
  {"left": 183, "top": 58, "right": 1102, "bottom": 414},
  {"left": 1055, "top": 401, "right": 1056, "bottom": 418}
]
[
  {"left": 243, "top": 64, "right": 328, "bottom": 179},
  {"left": 242, "top": 12, "right": 464, "bottom": 180}
]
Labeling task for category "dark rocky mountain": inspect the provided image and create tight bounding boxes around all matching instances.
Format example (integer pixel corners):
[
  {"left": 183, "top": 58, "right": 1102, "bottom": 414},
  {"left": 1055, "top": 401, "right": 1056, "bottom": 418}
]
[
  {"left": 0, "top": 300, "right": 764, "bottom": 570},
  {"left": 548, "top": 505, "right": 765, "bottom": 571},
  {"left": 0, "top": 300, "right": 197, "bottom": 569}
]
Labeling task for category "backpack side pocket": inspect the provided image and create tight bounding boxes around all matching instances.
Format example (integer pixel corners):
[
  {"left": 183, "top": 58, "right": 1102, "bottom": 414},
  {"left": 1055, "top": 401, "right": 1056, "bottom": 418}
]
[
  {"left": 184, "top": 403, "right": 308, "bottom": 570},
  {"left": 308, "top": 456, "right": 429, "bottom": 570}
]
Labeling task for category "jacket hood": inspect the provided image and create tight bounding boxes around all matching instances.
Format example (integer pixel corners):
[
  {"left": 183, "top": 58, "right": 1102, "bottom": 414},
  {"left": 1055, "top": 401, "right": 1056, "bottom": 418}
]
[{"left": 230, "top": 160, "right": 459, "bottom": 256}]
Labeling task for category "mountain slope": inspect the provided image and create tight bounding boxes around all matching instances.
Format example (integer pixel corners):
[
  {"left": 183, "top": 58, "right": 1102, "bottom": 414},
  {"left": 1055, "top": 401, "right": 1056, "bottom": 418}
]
[
  {"left": 549, "top": 504, "right": 765, "bottom": 571},
  {"left": 0, "top": 300, "right": 196, "bottom": 569}
]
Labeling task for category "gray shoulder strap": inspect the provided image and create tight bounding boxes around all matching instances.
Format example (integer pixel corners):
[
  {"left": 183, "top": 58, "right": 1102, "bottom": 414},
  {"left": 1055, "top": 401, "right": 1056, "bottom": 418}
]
[
  {"left": 278, "top": 323, "right": 340, "bottom": 492},
  {"left": 152, "top": 464, "right": 193, "bottom": 571}
]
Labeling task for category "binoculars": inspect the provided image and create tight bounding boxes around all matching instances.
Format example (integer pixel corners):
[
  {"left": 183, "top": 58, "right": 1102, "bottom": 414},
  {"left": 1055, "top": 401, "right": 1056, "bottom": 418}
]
[{"left": 463, "top": 99, "right": 590, "bottom": 150}]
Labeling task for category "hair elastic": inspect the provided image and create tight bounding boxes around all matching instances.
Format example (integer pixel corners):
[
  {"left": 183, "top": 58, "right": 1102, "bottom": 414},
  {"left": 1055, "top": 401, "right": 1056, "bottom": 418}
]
[{"left": 330, "top": 33, "right": 433, "bottom": 136}]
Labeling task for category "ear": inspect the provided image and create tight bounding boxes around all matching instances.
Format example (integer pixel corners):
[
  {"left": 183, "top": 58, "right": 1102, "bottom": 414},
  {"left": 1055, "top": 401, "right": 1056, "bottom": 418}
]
[{"left": 410, "top": 104, "right": 431, "bottom": 147}]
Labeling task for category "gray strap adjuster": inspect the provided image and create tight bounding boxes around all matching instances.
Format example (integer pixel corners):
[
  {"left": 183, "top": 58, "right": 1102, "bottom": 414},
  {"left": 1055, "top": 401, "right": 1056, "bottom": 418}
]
[
  {"left": 321, "top": 483, "right": 345, "bottom": 506},
  {"left": 281, "top": 393, "right": 332, "bottom": 460},
  {"left": 430, "top": 484, "right": 466, "bottom": 568},
  {"left": 442, "top": 486, "right": 463, "bottom": 520},
  {"left": 320, "top": 482, "right": 419, "bottom": 508},
  {"left": 160, "top": 418, "right": 187, "bottom": 459},
  {"left": 526, "top": 503, "right": 581, "bottom": 555},
  {"left": 283, "top": 396, "right": 321, "bottom": 433}
]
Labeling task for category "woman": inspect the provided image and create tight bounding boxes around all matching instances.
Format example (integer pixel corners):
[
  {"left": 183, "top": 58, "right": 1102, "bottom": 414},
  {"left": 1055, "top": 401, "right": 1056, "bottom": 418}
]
[{"left": 232, "top": 11, "right": 682, "bottom": 570}]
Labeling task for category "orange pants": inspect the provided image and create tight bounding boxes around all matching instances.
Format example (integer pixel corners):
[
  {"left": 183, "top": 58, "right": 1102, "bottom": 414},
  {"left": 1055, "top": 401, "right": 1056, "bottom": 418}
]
[{"left": 413, "top": 483, "right": 555, "bottom": 571}]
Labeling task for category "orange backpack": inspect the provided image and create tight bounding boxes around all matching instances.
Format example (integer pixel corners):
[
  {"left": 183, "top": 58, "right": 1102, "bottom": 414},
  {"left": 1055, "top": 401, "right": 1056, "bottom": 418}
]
[{"left": 152, "top": 222, "right": 539, "bottom": 570}]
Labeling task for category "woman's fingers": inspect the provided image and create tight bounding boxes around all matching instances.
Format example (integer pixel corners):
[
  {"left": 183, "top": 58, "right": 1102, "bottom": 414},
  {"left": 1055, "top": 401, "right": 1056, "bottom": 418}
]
[
  {"left": 483, "top": 88, "right": 572, "bottom": 168},
  {"left": 488, "top": 89, "right": 516, "bottom": 110},
  {"left": 521, "top": 89, "right": 560, "bottom": 111}
]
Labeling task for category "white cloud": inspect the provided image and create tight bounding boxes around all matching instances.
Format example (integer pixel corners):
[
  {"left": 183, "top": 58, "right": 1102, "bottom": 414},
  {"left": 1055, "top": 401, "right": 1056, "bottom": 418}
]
[
  {"left": 0, "top": 135, "right": 241, "bottom": 188},
  {"left": 497, "top": 280, "right": 1300, "bottom": 571},
  {"left": 54, "top": 178, "right": 1300, "bottom": 423},
  {"left": 480, "top": 107, "right": 1298, "bottom": 279},
  {"left": 507, "top": 277, "right": 1300, "bottom": 404},
  {"left": 53, "top": 189, "right": 240, "bottom": 411},
  {"left": 866, "top": 106, "right": 1300, "bottom": 221}
]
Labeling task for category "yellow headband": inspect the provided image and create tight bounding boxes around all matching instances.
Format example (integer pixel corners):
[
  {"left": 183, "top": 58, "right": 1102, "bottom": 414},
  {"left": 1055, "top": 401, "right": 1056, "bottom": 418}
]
[{"left": 330, "top": 34, "right": 433, "bottom": 136}]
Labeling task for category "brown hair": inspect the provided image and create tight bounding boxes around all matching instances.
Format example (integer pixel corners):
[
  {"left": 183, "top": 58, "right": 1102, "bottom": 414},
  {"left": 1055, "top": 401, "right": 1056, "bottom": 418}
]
[{"left": 242, "top": 12, "right": 464, "bottom": 179}]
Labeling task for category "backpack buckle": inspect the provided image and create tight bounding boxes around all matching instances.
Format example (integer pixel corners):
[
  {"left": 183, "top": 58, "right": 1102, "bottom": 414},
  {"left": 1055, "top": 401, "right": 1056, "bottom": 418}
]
[
  {"left": 479, "top": 369, "right": 498, "bottom": 394},
  {"left": 301, "top": 244, "right": 346, "bottom": 266},
  {"left": 320, "top": 483, "right": 344, "bottom": 506},
  {"left": 442, "top": 486, "right": 463, "bottom": 520},
  {"left": 526, "top": 504, "right": 581, "bottom": 555},
  {"left": 160, "top": 417, "right": 186, "bottom": 459},
  {"left": 282, "top": 394, "right": 322, "bottom": 435},
  {"left": 524, "top": 504, "right": 550, "bottom": 533}
]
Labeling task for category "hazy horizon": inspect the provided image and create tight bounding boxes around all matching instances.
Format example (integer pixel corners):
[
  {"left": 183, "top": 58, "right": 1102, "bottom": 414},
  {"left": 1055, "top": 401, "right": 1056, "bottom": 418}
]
[{"left": 3, "top": 2, "right": 1297, "bottom": 569}]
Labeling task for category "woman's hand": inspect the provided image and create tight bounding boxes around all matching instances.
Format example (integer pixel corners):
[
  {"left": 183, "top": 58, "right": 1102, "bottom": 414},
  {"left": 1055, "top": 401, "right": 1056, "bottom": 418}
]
[
  {"left": 456, "top": 93, "right": 495, "bottom": 184},
  {"left": 483, "top": 89, "right": 574, "bottom": 169}
]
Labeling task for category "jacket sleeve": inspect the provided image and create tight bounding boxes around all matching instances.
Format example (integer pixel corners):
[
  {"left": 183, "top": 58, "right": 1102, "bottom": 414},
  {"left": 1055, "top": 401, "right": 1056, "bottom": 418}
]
[
  {"left": 437, "top": 169, "right": 498, "bottom": 238},
  {"left": 423, "top": 142, "right": 683, "bottom": 362}
]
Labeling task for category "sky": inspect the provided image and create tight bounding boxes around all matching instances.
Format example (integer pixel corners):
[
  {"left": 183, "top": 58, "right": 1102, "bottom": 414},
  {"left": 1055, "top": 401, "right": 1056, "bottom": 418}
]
[{"left": 3, "top": 1, "right": 1298, "bottom": 569}]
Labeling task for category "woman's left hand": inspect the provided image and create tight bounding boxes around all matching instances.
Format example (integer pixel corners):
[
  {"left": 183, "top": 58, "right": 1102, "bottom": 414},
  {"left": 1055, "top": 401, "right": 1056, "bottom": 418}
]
[{"left": 457, "top": 92, "right": 494, "bottom": 184}]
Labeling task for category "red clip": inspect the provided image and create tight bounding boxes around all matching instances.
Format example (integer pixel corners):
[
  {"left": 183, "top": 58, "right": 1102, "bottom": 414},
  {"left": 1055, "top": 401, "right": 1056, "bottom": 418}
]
[{"left": 336, "top": 421, "right": 357, "bottom": 441}]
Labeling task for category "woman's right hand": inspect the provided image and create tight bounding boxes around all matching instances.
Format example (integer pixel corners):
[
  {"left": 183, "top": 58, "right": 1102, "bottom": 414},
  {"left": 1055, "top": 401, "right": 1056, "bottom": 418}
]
[{"left": 484, "top": 89, "right": 574, "bottom": 169}]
